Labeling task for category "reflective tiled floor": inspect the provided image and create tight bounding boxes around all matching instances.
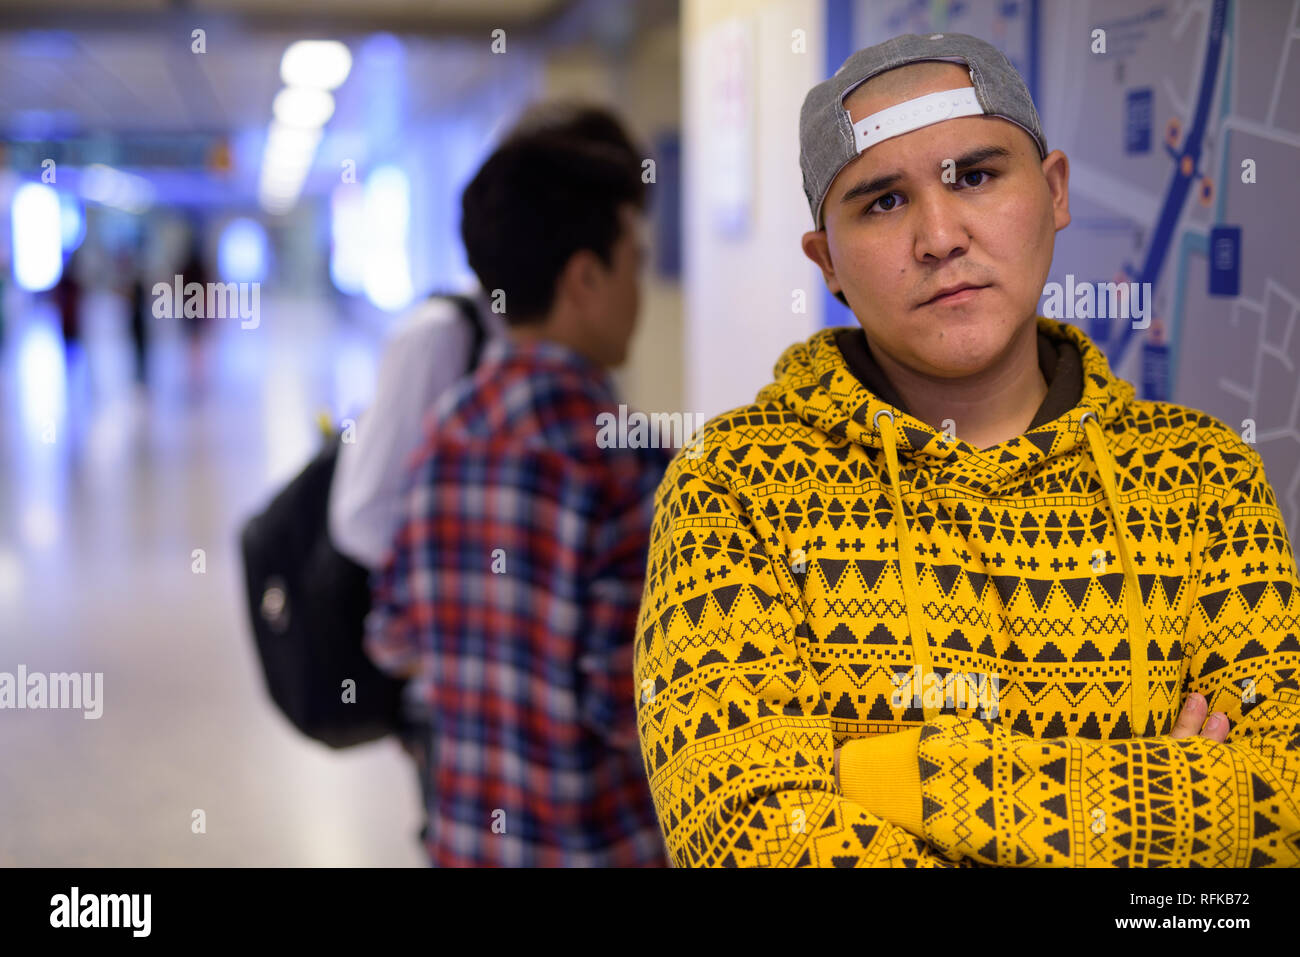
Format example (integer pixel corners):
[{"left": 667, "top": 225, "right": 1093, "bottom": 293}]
[{"left": 0, "top": 287, "right": 425, "bottom": 866}]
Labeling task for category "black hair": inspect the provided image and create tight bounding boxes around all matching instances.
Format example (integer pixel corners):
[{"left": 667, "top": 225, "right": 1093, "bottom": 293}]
[
  {"left": 502, "top": 101, "right": 643, "bottom": 161},
  {"left": 460, "top": 131, "right": 646, "bottom": 324}
]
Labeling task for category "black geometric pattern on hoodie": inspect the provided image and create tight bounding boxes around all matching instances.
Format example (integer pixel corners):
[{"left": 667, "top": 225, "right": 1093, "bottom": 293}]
[{"left": 633, "top": 316, "right": 1300, "bottom": 867}]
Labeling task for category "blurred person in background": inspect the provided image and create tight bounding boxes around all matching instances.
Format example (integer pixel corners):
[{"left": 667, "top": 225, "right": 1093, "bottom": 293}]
[
  {"left": 129, "top": 266, "right": 150, "bottom": 389},
  {"left": 329, "top": 102, "right": 651, "bottom": 572},
  {"left": 120, "top": 238, "right": 151, "bottom": 389},
  {"left": 363, "top": 116, "right": 670, "bottom": 867},
  {"left": 53, "top": 245, "right": 84, "bottom": 359},
  {"left": 177, "top": 229, "right": 209, "bottom": 397}
]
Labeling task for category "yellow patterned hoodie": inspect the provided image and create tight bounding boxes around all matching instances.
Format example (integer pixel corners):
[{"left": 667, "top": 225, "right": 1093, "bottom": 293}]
[{"left": 633, "top": 315, "right": 1300, "bottom": 867}]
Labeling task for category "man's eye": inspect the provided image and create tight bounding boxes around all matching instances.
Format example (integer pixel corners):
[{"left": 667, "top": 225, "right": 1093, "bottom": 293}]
[
  {"left": 864, "top": 170, "right": 995, "bottom": 216},
  {"left": 955, "top": 169, "right": 993, "bottom": 188},
  {"left": 866, "top": 192, "right": 902, "bottom": 215}
]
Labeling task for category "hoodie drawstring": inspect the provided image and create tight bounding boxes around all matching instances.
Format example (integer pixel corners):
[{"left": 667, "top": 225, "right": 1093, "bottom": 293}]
[
  {"left": 874, "top": 408, "right": 1150, "bottom": 734},
  {"left": 1080, "top": 410, "right": 1149, "bottom": 735},
  {"left": 875, "top": 410, "right": 940, "bottom": 721}
]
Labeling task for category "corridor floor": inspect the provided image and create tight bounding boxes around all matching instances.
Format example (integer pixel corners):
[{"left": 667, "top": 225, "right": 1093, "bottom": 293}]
[{"left": 0, "top": 288, "right": 426, "bottom": 866}]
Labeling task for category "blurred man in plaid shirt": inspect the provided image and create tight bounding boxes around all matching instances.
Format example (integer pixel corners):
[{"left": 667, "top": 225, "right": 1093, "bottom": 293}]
[{"left": 364, "top": 113, "right": 671, "bottom": 866}]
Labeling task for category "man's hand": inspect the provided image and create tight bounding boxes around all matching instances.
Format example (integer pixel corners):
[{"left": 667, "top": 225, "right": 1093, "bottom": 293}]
[
  {"left": 1169, "top": 692, "right": 1230, "bottom": 742},
  {"left": 831, "top": 694, "right": 1230, "bottom": 791}
]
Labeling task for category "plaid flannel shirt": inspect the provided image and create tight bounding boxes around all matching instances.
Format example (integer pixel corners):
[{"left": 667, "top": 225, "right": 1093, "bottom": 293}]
[{"left": 365, "top": 335, "right": 672, "bottom": 867}]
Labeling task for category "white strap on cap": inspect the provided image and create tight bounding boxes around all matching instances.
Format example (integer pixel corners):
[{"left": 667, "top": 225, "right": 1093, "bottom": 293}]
[{"left": 852, "top": 86, "right": 983, "bottom": 153}]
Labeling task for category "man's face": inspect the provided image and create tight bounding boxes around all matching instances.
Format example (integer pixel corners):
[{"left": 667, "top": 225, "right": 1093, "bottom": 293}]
[
  {"left": 802, "top": 62, "right": 1070, "bottom": 380},
  {"left": 582, "top": 203, "right": 645, "bottom": 368}
]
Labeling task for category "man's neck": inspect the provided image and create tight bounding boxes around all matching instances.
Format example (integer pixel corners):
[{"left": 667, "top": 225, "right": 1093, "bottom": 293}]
[
  {"left": 868, "top": 320, "right": 1047, "bottom": 451},
  {"left": 506, "top": 320, "right": 599, "bottom": 367}
]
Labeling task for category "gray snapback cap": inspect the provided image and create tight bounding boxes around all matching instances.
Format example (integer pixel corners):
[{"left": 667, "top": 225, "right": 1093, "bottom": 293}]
[{"left": 800, "top": 32, "right": 1048, "bottom": 228}]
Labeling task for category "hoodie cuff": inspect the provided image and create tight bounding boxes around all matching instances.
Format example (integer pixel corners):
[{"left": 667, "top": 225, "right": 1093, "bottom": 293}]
[{"left": 837, "top": 727, "right": 926, "bottom": 836}]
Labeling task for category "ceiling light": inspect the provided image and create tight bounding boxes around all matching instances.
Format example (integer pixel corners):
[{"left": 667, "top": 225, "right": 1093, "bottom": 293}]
[
  {"left": 280, "top": 40, "right": 352, "bottom": 90},
  {"left": 272, "top": 86, "right": 335, "bottom": 128}
]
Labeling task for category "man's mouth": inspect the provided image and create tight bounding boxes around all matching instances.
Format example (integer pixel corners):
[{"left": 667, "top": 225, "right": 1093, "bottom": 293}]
[{"left": 919, "top": 283, "right": 990, "bottom": 307}]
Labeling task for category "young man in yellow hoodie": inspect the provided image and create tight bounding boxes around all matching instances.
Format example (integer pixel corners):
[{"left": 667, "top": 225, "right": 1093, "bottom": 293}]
[{"left": 633, "top": 32, "right": 1300, "bottom": 867}]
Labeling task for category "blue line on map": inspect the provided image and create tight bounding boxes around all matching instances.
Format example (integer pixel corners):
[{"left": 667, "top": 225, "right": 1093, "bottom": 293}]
[
  {"left": 1169, "top": 229, "right": 1209, "bottom": 389},
  {"left": 1169, "top": 0, "right": 1235, "bottom": 390},
  {"left": 1113, "top": 0, "right": 1228, "bottom": 368}
]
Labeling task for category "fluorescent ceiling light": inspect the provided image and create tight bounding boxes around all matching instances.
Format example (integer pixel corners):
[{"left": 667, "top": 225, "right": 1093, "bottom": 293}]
[
  {"left": 280, "top": 40, "right": 352, "bottom": 90},
  {"left": 12, "top": 182, "right": 62, "bottom": 291},
  {"left": 265, "top": 122, "right": 322, "bottom": 157},
  {"left": 272, "top": 86, "right": 335, "bottom": 128}
]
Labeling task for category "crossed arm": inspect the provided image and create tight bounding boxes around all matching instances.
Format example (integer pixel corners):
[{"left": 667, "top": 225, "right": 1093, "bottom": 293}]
[
  {"left": 636, "top": 455, "right": 1300, "bottom": 867},
  {"left": 832, "top": 691, "right": 1231, "bottom": 787}
]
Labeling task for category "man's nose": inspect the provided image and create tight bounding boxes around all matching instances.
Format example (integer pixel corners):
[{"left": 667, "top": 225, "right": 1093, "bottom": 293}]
[{"left": 911, "top": 186, "right": 970, "bottom": 262}]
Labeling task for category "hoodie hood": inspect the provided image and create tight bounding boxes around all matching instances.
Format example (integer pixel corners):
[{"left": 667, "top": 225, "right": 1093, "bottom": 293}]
[
  {"left": 834, "top": 320, "right": 1085, "bottom": 433},
  {"left": 763, "top": 315, "right": 1152, "bottom": 732},
  {"left": 770, "top": 316, "right": 1134, "bottom": 488}
]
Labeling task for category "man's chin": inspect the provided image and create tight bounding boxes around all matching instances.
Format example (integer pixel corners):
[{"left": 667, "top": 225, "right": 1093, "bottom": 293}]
[{"left": 906, "top": 328, "right": 1020, "bottom": 380}]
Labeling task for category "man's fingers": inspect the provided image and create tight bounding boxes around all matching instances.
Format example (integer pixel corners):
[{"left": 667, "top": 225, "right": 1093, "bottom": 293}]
[
  {"left": 1169, "top": 693, "right": 1230, "bottom": 742},
  {"left": 1200, "top": 710, "right": 1230, "bottom": 743},
  {"left": 1169, "top": 693, "right": 1206, "bottom": 739}
]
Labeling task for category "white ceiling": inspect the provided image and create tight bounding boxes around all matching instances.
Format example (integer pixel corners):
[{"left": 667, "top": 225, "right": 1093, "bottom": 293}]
[
  {"left": 0, "top": 0, "right": 565, "bottom": 23},
  {"left": 0, "top": 0, "right": 673, "bottom": 208},
  {"left": 0, "top": 30, "right": 508, "bottom": 135},
  {"left": 0, "top": 0, "right": 570, "bottom": 135}
]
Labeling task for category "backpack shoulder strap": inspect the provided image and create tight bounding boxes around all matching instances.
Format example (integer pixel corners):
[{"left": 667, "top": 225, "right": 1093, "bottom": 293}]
[{"left": 432, "top": 293, "right": 489, "bottom": 373}]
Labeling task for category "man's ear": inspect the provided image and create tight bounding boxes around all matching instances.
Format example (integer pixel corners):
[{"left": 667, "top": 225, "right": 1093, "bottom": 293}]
[
  {"left": 554, "top": 248, "right": 602, "bottom": 316},
  {"left": 801, "top": 229, "right": 842, "bottom": 295},
  {"left": 1041, "top": 149, "right": 1071, "bottom": 232}
]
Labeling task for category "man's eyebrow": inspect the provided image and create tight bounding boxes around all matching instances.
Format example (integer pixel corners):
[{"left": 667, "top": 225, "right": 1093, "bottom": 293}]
[{"left": 838, "top": 144, "right": 1013, "bottom": 205}]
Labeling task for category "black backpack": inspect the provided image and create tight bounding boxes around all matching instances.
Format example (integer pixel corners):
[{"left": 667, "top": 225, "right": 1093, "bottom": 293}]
[{"left": 239, "top": 294, "right": 488, "bottom": 748}]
